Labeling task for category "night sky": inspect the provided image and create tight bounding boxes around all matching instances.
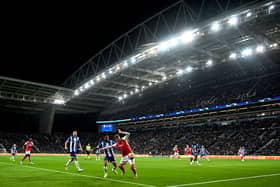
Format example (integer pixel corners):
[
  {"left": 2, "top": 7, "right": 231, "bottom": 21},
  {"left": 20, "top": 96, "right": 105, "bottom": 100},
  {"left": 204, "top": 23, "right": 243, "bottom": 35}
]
[
  {"left": 1, "top": 0, "right": 178, "bottom": 86},
  {"left": 1, "top": 0, "right": 254, "bottom": 86}
]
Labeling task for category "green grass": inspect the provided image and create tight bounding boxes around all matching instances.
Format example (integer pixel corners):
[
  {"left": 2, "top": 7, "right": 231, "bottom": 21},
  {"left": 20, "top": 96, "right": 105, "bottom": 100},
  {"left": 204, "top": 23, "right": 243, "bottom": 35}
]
[{"left": 0, "top": 155, "right": 279, "bottom": 187}]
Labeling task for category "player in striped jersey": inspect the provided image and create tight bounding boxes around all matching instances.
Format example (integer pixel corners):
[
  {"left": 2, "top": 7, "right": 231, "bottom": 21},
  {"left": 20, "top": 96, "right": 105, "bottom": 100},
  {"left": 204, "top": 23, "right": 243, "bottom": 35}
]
[
  {"left": 97, "top": 135, "right": 118, "bottom": 178},
  {"left": 64, "top": 131, "right": 83, "bottom": 172},
  {"left": 10, "top": 144, "right": 17, "bottom": 161}
]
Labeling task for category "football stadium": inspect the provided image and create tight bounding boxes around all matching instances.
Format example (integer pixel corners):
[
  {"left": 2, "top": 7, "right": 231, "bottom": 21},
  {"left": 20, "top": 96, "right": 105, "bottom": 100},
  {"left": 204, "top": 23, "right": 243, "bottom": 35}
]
[{"left": 1, "top": 0, "right": 280, "bottom": 186}]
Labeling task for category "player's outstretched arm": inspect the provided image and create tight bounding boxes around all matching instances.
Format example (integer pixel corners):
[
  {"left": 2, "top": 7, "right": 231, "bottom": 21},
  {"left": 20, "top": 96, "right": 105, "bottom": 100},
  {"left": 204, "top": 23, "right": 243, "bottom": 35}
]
[{"left": 99, "top": 144, "right": 117, "bottom": 151}]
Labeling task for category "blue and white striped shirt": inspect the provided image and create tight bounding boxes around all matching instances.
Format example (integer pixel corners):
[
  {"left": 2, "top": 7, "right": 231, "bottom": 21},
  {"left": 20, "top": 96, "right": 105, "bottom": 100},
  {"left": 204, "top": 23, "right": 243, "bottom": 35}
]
[
  {"left": 11, "top": 146, "right": 16, "bottom": 154},
  {"left": 98, "top": 140, "right": 116, "bottom": 157},
  {"left": 66, "top": 136, "right": 80, "bottom": 152}
]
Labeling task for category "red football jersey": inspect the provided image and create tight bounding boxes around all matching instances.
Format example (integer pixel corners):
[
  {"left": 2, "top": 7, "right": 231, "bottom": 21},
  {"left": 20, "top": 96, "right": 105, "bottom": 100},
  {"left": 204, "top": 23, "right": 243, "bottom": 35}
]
[
  {"left": 173, "top": 147, "right": 179, "bottom": 153},
  {"left": 185, "top": 148, "right": 192, "bottom": 155},
  {"left": 116, "top": 139, "right": 133, "bottom": 156},
  {"left": 24, "top": 141, "right": 33, "bottom": 151}
]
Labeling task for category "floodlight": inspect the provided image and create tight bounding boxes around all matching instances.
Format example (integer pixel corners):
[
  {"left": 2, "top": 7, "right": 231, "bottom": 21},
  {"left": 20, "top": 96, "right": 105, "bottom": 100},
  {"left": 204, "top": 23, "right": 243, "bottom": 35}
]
[
  {"left": 90, "top": 79, "right": 94, "bottom": 85},
  {"left": 228, "top": 16, "right": 238, "bottom": 26},
  {"left": 211, "top": 22, "right": 221, "bottom": 32},
  {"left": 206, "top": 60, "right": 213, "bottom": 66},
  {"left": 131, "top": 57, "right": 136, "bottom": 63},
  {"left": 149, "top": 82, "right": 152, "bottom": 86},
  {"left": 158, "top": 41, "right": 169, "bottom": 51},
  {"left": 130, "top": 91, "right": 134, "bottom": 95},
  {"left": 229, "top": 53, "right": 237, "bottom": 59},
  {"left": 162, "top": 76, "right": 167, "bottom": 80},
  {"left": 169, "top": 38, "right": 179, "bottom": 47},
  {"left": 109, "top": 69, "right": 113, "bottom": 74},
  {"left": 256, "top": 45, "right": 265, "bottom": 53},
  {"left": 54, "top": 99, "right": 65, "bottom": 105},
  {"left": 101, "top": 73, "right": 106, "bottom": 79},
  {"left": 123, "top": 61, "right": 128, "bottom": 67},
  {"left": 241, "top": 48, "right": 253, "bottom": 57},
  {"left": 96, "top": 76, "right": 100, "bottom": 81},
  {"left": 118, "top": 96, "right": 123, "bottom": 101},
  {"left": 186, "top": 66, "right": 193, "bottom": 73},
  {"left": 181, "top": 31, "right": 195, "bottom": 43},
  {"left": 135, "top": 88, "right": 139, "bottom": 93},
  {"left": 246, "top": 12, "right": 252, "bottom": 17},
  {"left": 269, "top": 5, "right": 275, "bottom": 10},
  {"left": 176, "top": 69, "right": 184, "bottom": 75},
  {"left": 84, "top": 82, "right": 90, "bottom": 89},
  {"left": 123, "top": 94, "right": 128, "bottom": 98},
  {"left": 74, "top": 90, "right": 79, "bottom": 96}
]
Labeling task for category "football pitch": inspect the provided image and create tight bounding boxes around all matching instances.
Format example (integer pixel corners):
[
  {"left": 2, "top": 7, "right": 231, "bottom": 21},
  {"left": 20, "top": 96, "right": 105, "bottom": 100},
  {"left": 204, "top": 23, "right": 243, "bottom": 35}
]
[{"left": 0, "top": 155, "right": 279, "bottom": 187}]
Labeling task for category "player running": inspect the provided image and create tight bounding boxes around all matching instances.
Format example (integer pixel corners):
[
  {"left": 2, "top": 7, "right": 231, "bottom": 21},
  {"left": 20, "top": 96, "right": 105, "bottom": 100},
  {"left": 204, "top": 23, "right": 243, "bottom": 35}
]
[
  {"left": 185, "top": 144, "right": 194, "bottom": 164},
  {"left": 238, "top": 146, "right": 246, "bottom": 161},
  {"left": 20, "top": 138, "right": 34, "bottom": 165},
  {"left": 172, "top": 145, "right": 181, "bottom": 159},
  {"left": 10, "top": 144, "right": 17, "bottom": 161},
  {"left": 64, "top": 131, "right": 84, "bottom": 172},
  {"left": 97, "top": 135, "right": 118, "bottom": 178},
  {"left": 200, "top": 145, "right": 210, "bottom": 161},
  {"left": 191, "top": 142, "right": 200, "bottom": 165},
  {"left": 99, "top": 129, "right": 138, "bottom": 178},
  {"left": 85, "top": 143, "right": 92, "bottom": 160}
]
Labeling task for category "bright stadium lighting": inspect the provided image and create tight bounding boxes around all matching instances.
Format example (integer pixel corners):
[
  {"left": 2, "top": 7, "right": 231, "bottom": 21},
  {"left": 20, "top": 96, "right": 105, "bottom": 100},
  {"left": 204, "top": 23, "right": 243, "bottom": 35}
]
[
  {"left": 149, "top": 48, "right": 157, "bottom": 55},
  {"left": 256, "top": 45, "right": 265, "bottom": 53},
  {"left": 228, "top": 16, "right": 238, "bottom": 26},
  {"left": 142, "top": 86, "right": 146, "bottom": 89},
  {"left": 246, "top": 12, "right": 252, "bottom": 17},
  {"left": 135, "top": 88, "right": 139, "bottom": 93},
  {"left": 123, "top": 93, "right": 128, "bottom": 98},
  {"left": 229, "top": 52, "right": 237, "bottom": 59},
  {"left": 118, "top": 96, "right": 123, "bottom": 101},
  {"left": 169, "top": 38, "right": 179, "bottom": 47},
  {"left": 84, "top": 82, "right": 90, "bottom": 89},
  {"left": 96, "top": 76, "right": 100, "bottom": 82},
  {"left": 123, "top": 60, "right": 128, "bottom": 67},
  {"left": 115, "top": 65, "right": 120, "bottom": 71},
  {"left": 74, "top": 90, "right": 79, "bottom": 96},
  {"left": 130, "top": 91, "right": 134, "bottom": 95},
  {"left": 241, "top": 48, "right": 253, "bottom": 57},
  {"left": 149, "top": 82, "right": 153, "bottom": 86},
  {"left": 53, "top": 99, "right": 65, "bottom": 105},
  {"left": 109, "top": 69, "right": 113, "bottom": 74},
  {"left": 180, "top": 31, "right": 195, "bottom": 43},
  {"left": 90, "top": 79, "right": 94, "bottom": 85},
  {"left": 101, "top": 73, "right": 106, "bottom": 79},
  {"left": 206, "top": 60, "right": 213, "bottom": 67},
  {"left": 211, "top": 22, "right": 221, "bottom": 32},
  {"left": 176, "top": 69, "right": 184, "bottom": 76},
  {"left": 269, "top": 5, "right": 275, "bottom": 10},
  {"left": 162, "top": 76, "right": 167, "bottom": 80},
  {"left": 158, "top": 41, "right": 169, "bottom": 52},
  {"left": 273, "top": 43, "right": 278, "bottom": 47},
  {"left": 130, "top": 57, "right": 136, "bottom": 64},
  {"left": 186, "top": 66, "right": 193, "bottom": 73},
  {"left": 79, "top": 87, "right": 84, "bottom": 92}
]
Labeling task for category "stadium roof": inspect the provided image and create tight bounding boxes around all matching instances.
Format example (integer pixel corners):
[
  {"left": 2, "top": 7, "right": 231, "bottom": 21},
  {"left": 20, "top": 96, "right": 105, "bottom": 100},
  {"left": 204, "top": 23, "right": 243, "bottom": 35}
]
[{"left": 1, "top": 0, "right": 280, "bottom": 114}]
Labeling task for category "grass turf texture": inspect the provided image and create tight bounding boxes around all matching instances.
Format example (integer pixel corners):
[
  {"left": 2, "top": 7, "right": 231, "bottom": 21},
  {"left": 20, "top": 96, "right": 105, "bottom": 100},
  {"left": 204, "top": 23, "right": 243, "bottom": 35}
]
[{"left": 0, "top": 155, "right": 279, "bottom": 187}]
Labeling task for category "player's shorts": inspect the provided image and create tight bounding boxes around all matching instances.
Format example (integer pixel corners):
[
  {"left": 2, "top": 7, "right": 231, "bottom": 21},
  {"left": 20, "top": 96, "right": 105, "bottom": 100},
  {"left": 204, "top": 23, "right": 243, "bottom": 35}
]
[
  {"left": 86, "top": 151, "right": 90, "bottom": 155},
  {"left": 174, "top": 152, "right": 179, "bottom": 156},
  {"left": 25, "top": 151, "right": 31, "bottom": 155},
  {"left": 104, "top": 156, "right": 116, "bottom": 162},
  {"left": 120, "top": 155, "right": 135, "bottom": 165},
  {"left": 200, "top": 153, "right": 207, "bottom": 157},
  {"left": 240, "top": 154, "right": 245, "bottom": 157},
  {"left": 11, "top": 153, "right": 16, "bottom": 156},
  {"left": 70, "top": 151, "right": 77, "bottom": 158},
  {"left": 186, "top": 154, "right": 194, "bottom": 158}
]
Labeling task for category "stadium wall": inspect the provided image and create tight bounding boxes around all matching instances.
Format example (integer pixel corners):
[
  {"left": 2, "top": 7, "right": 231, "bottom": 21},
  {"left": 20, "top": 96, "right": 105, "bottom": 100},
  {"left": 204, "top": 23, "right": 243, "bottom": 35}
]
[{"left": 0, "top": 153, "right": 280, "bottom": 160}]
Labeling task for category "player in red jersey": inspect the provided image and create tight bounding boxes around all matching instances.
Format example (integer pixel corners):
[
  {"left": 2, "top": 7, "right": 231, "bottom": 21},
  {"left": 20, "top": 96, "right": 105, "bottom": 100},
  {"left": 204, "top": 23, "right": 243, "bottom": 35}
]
[
  {"left": 185, "top": 144, "right": 194, "bottom": 164},
  {"left": 20, "top": 138, "right": 34, "bottom": 165},
  {"left": 172, "top": 145, "right": 181, "bottom": 159},
  {"left": 99, "top": 129, "right": 137, "bottom": 178}
]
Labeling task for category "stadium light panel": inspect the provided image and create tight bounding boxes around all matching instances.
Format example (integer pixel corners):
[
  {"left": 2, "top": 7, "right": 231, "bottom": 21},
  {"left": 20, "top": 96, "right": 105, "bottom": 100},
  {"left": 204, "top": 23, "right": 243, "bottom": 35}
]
[
  {"left": 241, "top": 48, "right": 253, "bottom": 57},
  {"left": 158, "top": 41, "right": 169, "bottom": 52},
  {"left": 169, "top": 38, "right": 179, "bottom": 47},
  {"left": 211, "top": 22, "right": 221, "bottom": 32},
  {"left": 101, "top": 73, "right": 106, "bottom": 79},
  {"left": 130, "top": 91, "right": 134, "bottom": 95},
  {"left": 90, "top": 79, "right": 94, "bottom": 85},
  {"left": 180, "top": 31, "right": 195, "bottom": 44},
  {"left": 142, "top": 86, "right": 146, "bottom": 89},
  {"left": 135, "top": 88, "right": 139, "bottom": 93},
  {"left": 162, "top": 76, "right": 167, "bottom": 80},
  {"left": 109, "top": 69, "right": 113, "bottom": 74},
  {"left": 74, "top": 90, "right": 79, "bottom": 96},
  {"left": 273, "top": 43, "right": 278, "bottom": 47},
  {"left": 229, "top": 52, "right": 237, "bottom": 59},
  {"left": 186, "top": 66, "right": 193, "bottom": 73},
  {"left": 53, "top": 99, "right": 65, "bottom": 105},
  {"left": 79, "top": 87, "right": 84, "bottom": 92},
  {"left": 176, "top": 69, "right": 184, "bottom": 75},
  {"left": 123, "top": 61, "right": 128, "bottom": 67},
  {"left": 130, "top": 57, "right": 136, "bottom": 64},
  {"left": 118, "top": 96, "right": 123, "bottom": 101},
  {"left": 123, "top": 94, "right": 128, "bottom": 98},
  {"left": 228, "top": 16, "right": 238, "bottom": 26},
  {"left": 246, "top": 12, "right": 252, "bottom": 17},
  {"left": 256, "top": 45, "right": 265, "bottom": 53},
  {"left": 206, "top": 60, "right": 213, "bottom": 67},
  {"left": 84, "top": 82, "right": 90, "bottom": 89},
  {"left": 149, "top": 82, "right": 153, "bottom": 86},
  {"left": 96, "top": 76, "right": 100, "bottom": 81},
  {"left": 269, "top": 5, "right": 275, "bottom": 10}
]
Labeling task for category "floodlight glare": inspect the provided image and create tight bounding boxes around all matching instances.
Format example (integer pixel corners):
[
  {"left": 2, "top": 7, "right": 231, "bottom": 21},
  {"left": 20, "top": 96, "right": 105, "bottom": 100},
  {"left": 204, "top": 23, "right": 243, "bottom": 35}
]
[
  {"left": 256, "top": 45, "right": 265, "bottom": 53},
  {"left": 229, "top": 53, "right": 237, "bottom": 59},
  {"left": 135, "top": 88, "right": 139, "bottom": 93},
  {"left": 96, "top": 76, "right": 100, "bottom": 81},
  {"left": 109, "top": 69, "right": 113, "bottom": 74},
  {"left": 162, "top": 76, "right": 167, "bottom": 80},
  {"left": 142, "top": 86, "right": 146, "bottom": 89},
  {"left": 158, "top": 41, "right": 169, "bottom": 51},
  {"left": 206, "top": 60, "right": 213, "bottom": 66},
  {"left": 118, "top": 96, "right": 123, "bottom": 101},
  {"left": 241, "top": 48, "right": 253, "bottom": 57},
  {"left": 79, "top": 87, "right": 84, "bottom": 92},
  {"left": 273, "top": 43, "right": 278, "bottom": 47},
  {"left": 149, "top": 82, "right": 152, "bottom": 86},
  {"left": 130, "top": 91, "right": 134, "bottom": 95},
  {"left": 228, "top": 16, "right": 238, "bottom": 26},
  {"left": 123, "top": 94, "right": 128, "bottom": 98},
  {"left": 123, "top": 61, "right": 128, "bottom": 67},
  {"left": 74, "top": 90, "right": 79, "bottom": 96},
  {"left": 90, "top": 79, "right": 94, "bottom": 85},
  {"left": 169, "top": 38, "right": 179, "bottom": 47},
  {"left": 269, "top": 5, "right": 275, "bottom": 10},
  {"left": 116, "top": 65, "right": 120, "bottom": 71},
  {"left": 53, "top": 99, "right": 65, "bottom": 105},
  {"left": 181, "top": 31, "right": 195, "bottom": 43},
  {"left": 131, "top": 57, "right": 136, "bottom": 63},
  {"left": 101, "top": 73, "right": 106, "bottom": 79},
  {"left": 84, "top": 82, "right": 90, "bottom": 89},
  {"left": 186, "top": 66, "right": 193, "bottom": 73},
  {"left": 176, "top": 69, "right": 184, "bottom": 75},
  {"left": 246, "top": 12, "right": 252, "bottom": 17},
  {"left": 211, "top": 22, "right": 221, "bottom": 32}
]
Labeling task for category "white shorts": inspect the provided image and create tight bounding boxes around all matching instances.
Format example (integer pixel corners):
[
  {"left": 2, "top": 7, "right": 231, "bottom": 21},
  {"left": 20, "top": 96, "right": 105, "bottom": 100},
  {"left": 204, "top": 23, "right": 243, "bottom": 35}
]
[
  {"left": 174, "top": 152, "right": 179, "bottom": 156},
  {"left": 25, "top": 151, "right": 31, "bottom": 155},
  {"left": 120, "top": 155, "right": 135, "bottom": 165}
]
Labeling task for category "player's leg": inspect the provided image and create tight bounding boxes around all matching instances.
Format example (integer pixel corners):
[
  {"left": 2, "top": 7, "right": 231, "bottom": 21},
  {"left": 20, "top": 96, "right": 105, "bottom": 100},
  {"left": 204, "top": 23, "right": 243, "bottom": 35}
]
[
  {"left": 119, "top": 156, "right": 128, "bottom": 175},
  {"left": 73, "top": 155, "right": 83, "bottom": 172},
  {"left": 111, "top": 156, "right": 118, "bottom": 175},
  {"left": 103, "top": 160, "right": 108, "bottom": 178},
  {"left": 27, "top": 154, "right": 33, "bottom": 164},
  {"left": 129, "top": 158, "right": 137, "bottom": 178}
]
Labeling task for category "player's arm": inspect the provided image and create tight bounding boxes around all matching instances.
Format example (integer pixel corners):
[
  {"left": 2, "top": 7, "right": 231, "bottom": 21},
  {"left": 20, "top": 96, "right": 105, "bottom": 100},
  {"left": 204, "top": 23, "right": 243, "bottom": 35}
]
[
  {"left": 118, "top": 129, "right": 130, "bottom": 140},
  {"left": 99, "top": 143, "right": 117, "bottom": 151},
  {"left": 64, "top": 138, "right": 69, "bottom": 150},
  {"left": 77, "top": 139, "right": 83, "bottom": 152}
]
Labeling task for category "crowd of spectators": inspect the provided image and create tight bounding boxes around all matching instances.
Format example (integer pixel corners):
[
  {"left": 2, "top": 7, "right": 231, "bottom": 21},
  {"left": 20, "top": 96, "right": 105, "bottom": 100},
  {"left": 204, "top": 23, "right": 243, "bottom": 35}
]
[{"left": 1, "top": 118, "right": 279, "bottom": 156}]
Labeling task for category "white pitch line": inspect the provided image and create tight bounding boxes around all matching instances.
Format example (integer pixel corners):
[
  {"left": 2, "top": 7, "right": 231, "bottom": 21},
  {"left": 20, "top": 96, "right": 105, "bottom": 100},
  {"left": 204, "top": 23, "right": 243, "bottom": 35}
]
[
  {"left": 165, "top": 173, "right": 280, "bottom": 187},
  {"left": 0, "top": 162, "right": 155, "bottom": 187}
]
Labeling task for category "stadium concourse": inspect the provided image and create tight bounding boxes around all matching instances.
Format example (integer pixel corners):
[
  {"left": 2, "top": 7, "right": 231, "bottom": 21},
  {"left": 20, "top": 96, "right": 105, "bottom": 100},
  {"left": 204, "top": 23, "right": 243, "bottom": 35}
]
[{"left": 1, "top": 0, "right": 280, "bottom": 186}]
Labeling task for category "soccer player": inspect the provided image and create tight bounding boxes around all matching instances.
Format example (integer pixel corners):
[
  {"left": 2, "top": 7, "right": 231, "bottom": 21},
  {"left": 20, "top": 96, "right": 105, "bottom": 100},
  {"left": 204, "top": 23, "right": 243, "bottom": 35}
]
[
  {"left": 172, "top": 145, "right": 181, "bottom": 159},
  {"left": 85, "top": 143, "right": 91, "bottom": 160},
  {"left": 95, "top": 147, "right": 101, "bottom": 161},
  {"left": 10, "top": 144, "right": 17, "bottom": 161},
  {"left": 97, "top": 135, "right": 118, "bottom": 178},
  {"left": 20, "top": 138, "right": 34, "bottom": 165},
  {"left": 238, "top": 146, "right": 246, "bottom": 161},
  {"left": 200, "top": 145, "right": 210, "bottom": 161},
  {"left": 185, "top": 144, "right": 194, "bottom": 164},
  {"left": 191, "top": 142, "right": 200, "bottom": 165},
  {"left": 64, "top": 131, "right": 83, "bottom": 172},
  {"left": 99, "top": 129, "right": 138, "bottom": 178}
]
